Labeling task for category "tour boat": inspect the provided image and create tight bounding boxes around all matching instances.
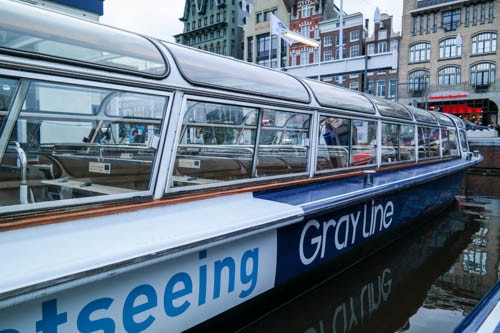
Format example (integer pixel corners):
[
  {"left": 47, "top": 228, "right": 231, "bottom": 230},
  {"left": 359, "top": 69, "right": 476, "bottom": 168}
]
[{"left": 0, "top": 1, "right": 482, "bottom": 331}]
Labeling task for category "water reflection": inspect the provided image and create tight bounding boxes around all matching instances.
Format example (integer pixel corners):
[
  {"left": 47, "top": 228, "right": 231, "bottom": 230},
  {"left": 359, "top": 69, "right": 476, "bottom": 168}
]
[{"left": 193, "top": 174, "right": 500, "bottom": 333}]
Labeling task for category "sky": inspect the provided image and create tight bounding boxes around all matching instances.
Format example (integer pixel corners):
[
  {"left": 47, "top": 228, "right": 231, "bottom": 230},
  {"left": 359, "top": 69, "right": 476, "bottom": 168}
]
[{"left": 101, "top": 1, "right": 403, "bottom": 42}]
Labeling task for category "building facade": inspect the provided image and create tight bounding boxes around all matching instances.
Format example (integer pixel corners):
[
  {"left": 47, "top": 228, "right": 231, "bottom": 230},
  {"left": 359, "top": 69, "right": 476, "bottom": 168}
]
[
  {"left": 365, "top": 10, "right": 401, "bottom": 99},
  {"left": 175, "top": 0, "right": 246, "bottom": 60},
  {"left": 318, "top": 12, "right": 365, "bottom": 88},
  {"left": 399, "top": 0, "right": 499, "bottom": 126},
  {"left": 243, "top": 0, "right": 290, "bottom": 67},
  {"left": 288, "top": 0, "right": 336, "bottom": 67}
]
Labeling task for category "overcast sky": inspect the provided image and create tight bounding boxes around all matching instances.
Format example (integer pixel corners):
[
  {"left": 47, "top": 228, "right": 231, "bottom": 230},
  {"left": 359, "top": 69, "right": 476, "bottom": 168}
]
[{"left": 101, "top": 1, "right": 403, "bottom": 42}]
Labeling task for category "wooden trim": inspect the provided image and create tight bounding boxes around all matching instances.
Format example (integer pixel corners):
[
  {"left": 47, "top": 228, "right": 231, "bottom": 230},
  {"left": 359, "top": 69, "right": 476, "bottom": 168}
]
[{"left": 0, "top": 157, "right": 454, "bottom": 232}]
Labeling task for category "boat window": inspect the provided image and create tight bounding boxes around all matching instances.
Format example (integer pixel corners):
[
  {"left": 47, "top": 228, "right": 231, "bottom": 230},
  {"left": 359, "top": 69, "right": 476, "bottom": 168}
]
[
  {"left": 305, "top": 80, "right": 375, "bottom": 114},
  {"left": 0, "top": 77, "right": 19, "bottom": 129},
  {"left": 441, "top": 129, "right": 459, "bottom": 157},
  {"left": 406, "top": 106, "right": 438, "bottom": 124},
  {"left": 257, "top": 109, "right": 310, "bottom": 177},
  {"left": 459, "top": 130, "right": 469, "bottom": 152},
  {"left": 317, "top": 116, "right": 376, "bottom": 171},
  {"left": 0, "top": 79, "right": 167, "bottom": 210},
  {"left": 381, "top": 123, "right": 416, "bottom": 164},
  {"left": 371, "top": 97, "right": 414, "bottom": 120},
  {"left": 418, "top": 127, "right": 441, "bottom": 159},
  {"left": 172, "top": 100, "right": 311, "bottom": 188},
  {"left": 163, "top": 43, "right": 309, "bottom": 103},
  {"left": 0, "top": 1, "right": 167, "bottom": 76},
  {"left": 173, "top": 101, "right": 258, "bottom": 187},
  {"left": 431, "top": 111, "right": 454, "bottom": 127},
  {"left": 351, "top": 119, "right": 377, "bottom": 166}
]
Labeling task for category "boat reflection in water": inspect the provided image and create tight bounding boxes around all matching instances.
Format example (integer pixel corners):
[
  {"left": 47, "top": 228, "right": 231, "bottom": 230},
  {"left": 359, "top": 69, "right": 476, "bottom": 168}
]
[{"left": 196, "top": 191, "right": 499, "bottom": 333}]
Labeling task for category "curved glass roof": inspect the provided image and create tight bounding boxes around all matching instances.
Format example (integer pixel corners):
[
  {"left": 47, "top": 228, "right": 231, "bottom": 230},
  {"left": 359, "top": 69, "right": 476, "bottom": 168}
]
[
  {"left": 0, "top": 0, "right": 167, "bottom": 76},
  {"left": 431, "top": 111, "right": 455, "bottom": 126},
  {"left": 304, "top": 80, "right": 375, "bottom": 114},
  {"left": 406, "top": 106, "right": 438, "bottom": 124},
  {"left": 369, "top": 96, "right": 413, "bottom": 120},
  {"left": 163, "top": 43, "right": 310, "bottom": 103}
]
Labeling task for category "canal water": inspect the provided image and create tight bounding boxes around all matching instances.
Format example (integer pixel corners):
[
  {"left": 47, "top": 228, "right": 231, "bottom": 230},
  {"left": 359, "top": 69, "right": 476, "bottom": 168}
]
[{"left": 195, "top": 172, "right": 500, "bottom": 333}]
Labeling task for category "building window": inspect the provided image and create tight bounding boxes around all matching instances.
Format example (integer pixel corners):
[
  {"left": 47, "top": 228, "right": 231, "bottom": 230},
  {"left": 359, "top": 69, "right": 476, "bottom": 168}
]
[
  {"left": 301, "top": 24, "right": 311, "bottom": 38},
  {"left": 335, "top": 46, "right": 346, "bottom": 59},
  {"left": 257, "top": 34, "right": 270, "bottom": 58},
  {"left": 470, "top": 63, "right": 496, "bottom": 86},
  {"left": 376, "top": 80, "right": 386, "bottom": 97},
  {"left": 247, "top": 37, "right": 253, "bottom": 62},
  {"left": 291, "top": 52, "right": 297, "bottom": 66},
  {"left": 264, "top": 10, "right": 271, "bottom": 22},
  {"left": 378, "top": 42, "right": 387, "bottom": 53},
  {"left": 314, "top": 26, "right": 320, "bottom": 39},
  {"left": 301, "top": 50, "right": 309, "bottom": 65},
  {"left": 472, "top": 32, "right": 497, "bottom": 55},
  {"left": 481, "top": 3, "right": 486, "bottom": 23},
  {"left": 427, "top": 14, "right": 431, "bottom": 33},
  {"left": 350, "top": 45, "right": 360, "bottom": 57},
  {"left": 389, "top": 80, "right": 397, "bottom": 98},
  {"left": 420, "top": 15, "right": 425, "bottom": 34},
  {"left": 314, "top": 48, "right": 319, "bottom": 63},
  {"left": 335, "top": 33, "right": 346, "bottom": 46},
  {"left": 439, "top": 37, "right": 462, "bottom": 59},
  {"left": 367, "top": 81, "right": 374, "bottom": 94},
  {"left": 324, "top": 35, "right": 333, "bottom": 46},
  {"left": 438, "top": 66, "right": 461, "bottom": 86},
  {"left": 473, "top": 4, "right": 478, "bottom": 25},
  {"left": 409, "top": 42, "right": 430, "bottom": 63},
  {"left": 433, "top": 12, "right": 438, "bottom": 32},
  {"left": 412, "top": 16, "right": 418, "bottom": 35},
  {"left": 442, "top": 9, "right": 461, "bottom": 31},
  {"left": 350, "top": 82, "right": 359, "bottom": 91},
  {"left": 408, "top": 70, "right": 429, "bottom": 94},
  {"left": 378, "top": 29, "right": 387, "bottom": 40},
  {"left": 489, "top": 0, "right": 494, "bottom": 22},
  {"left": 350, "top": 30, "right": 360, "bottom": 41},
  {"left": 367, "top": 43, "right": 375, "bottom": 55},
  {"left": 324, "top": 50, "right": 333, "bottom": 61},
  {"left": 465, "top": 6, "right": 470, "bottom": 26},
  {"left": 302, "top": 4, "right": 311, "bottom": 18},
  {"left": 256, "top": 12, "right": 262, "bottom": 23}
]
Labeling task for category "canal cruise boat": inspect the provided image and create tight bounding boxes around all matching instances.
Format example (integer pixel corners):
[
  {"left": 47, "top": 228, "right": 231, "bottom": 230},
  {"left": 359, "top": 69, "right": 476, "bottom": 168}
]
[{"left": 0, "top": 1, "right": 483, "bottom": 331}]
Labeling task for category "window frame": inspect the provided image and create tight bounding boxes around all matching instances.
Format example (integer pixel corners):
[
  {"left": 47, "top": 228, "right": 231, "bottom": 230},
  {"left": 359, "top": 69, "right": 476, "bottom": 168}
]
[
  {"left": 167, "top": 95, "right": 314, "bottom": 192},
  {"left": 0, "top": 74, "right": 172, "bottom": 215}
]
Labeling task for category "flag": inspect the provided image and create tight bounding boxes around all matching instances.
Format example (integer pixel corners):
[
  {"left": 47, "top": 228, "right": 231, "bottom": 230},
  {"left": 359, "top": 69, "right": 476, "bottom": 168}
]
[{"left": 270, "top": 13, "right": 294, "bottom": 45}]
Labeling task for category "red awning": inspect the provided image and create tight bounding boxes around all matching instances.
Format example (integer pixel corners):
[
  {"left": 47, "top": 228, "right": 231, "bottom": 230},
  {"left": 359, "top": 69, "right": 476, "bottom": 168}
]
[{"left": 443, "top": 104, "right": 482, "bottom": 114}]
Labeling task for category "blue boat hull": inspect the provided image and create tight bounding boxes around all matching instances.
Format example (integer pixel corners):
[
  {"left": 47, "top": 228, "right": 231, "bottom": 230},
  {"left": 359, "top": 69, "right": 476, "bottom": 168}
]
[{"left": 273, "top": 171, "right": 464, "bottom": 284}]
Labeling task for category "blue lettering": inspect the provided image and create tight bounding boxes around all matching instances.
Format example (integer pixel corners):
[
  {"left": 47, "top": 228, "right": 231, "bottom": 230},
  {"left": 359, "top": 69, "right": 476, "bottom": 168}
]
[
  {"left": 36, "top": 299, "right": 67, "bottom": 333},
  {"left": 239, "top": 248, "right": 259, "bottom": 298},
  {"left": 164, "top": 272, "right": 192, "bottom": 317},
  {"left": 213, "top": 257, "right": 235, "bottom": 299},
  {"left": 198, "top": 250, "right": 207, "bottom": 306},
  {"left": 77, "top": 298, "right": 115, "bottom": 333},
  {"left": 123, "top": 285, "right": 157, "bottom": 332}
]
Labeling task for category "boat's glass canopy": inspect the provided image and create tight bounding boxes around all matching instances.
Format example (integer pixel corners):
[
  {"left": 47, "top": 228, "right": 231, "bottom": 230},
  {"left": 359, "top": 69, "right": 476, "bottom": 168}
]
[
  {"left": 406, "top": 106, "right": 438, "bottom": 124},
  {"left": 304, "top": 79, "right": 375, "bottom": 114},
  {"left": 431, "top": 111, "right": 455, "bottom": 126},
  {"left": 163, "top": 42, "right": 310, "bottom": 103},
  {"left": 0, "top": 0, "right": 167, "bottom": 76},
  {"left": 371, "top": 97, "right": 414, "bottom": 120}
]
